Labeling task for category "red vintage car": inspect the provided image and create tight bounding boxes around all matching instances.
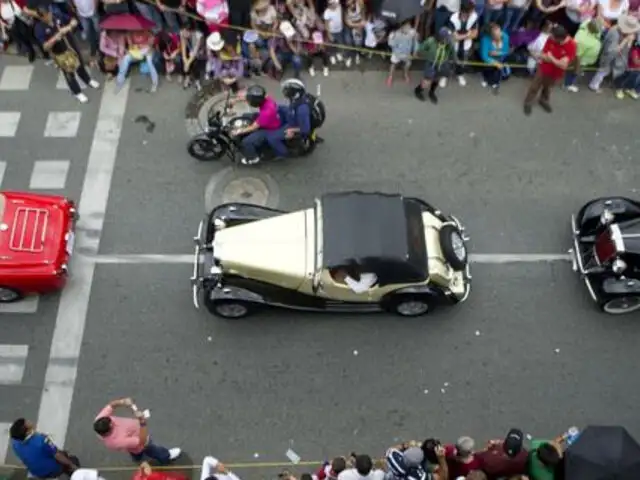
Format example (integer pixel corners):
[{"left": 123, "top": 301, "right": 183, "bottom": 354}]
[{"left": 0, "top": 191, "right": 77, "bottom": 303}]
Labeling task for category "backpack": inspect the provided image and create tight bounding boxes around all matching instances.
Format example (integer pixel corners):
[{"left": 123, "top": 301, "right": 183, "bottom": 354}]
[{"left": 294, "top": 93, "right": 325, "bottom": 130}]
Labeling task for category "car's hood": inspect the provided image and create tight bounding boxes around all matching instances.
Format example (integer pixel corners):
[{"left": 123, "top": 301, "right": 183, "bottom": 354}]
[
  {"left": 0, "top": 192, "right": 66, "bottom": 267},
  {"left": 213, "top": 209, "right": 314, "bottom": 289}
]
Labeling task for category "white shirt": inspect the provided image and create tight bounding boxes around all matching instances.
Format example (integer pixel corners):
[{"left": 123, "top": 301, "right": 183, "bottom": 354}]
[
  {"left": 344, "top": 273, "right": 378, "bottom": 294},
  {"left": 338, "top": 469, "right": 385, "bottom": 480},
  {"left": 251, "top": 4, "right": 277, "bottom": 28},
  {"left": 73, "top": 0, "right": 96, "bottom": 18},
  {"left": 200, "top": 457, "right": 242, "bottom": 480},
  {"left": 436, "top": 0, "right": 460, "bottom": 11},
  {"left": 448, "top": 11, "right": 478, "bottom": 51},
  {"left": 323, "top": 6, "right": 344, "bottom": 33},
  {"left": 598, "top": 0, "right": 629, "bottom": 20},
  {"left": 0, "top": 1, "right": 20, "bottom": 26}
]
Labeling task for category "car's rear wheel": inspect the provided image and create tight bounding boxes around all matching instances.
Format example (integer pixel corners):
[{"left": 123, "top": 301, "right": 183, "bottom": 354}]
[
  {"left": 391, "top": 296, "right": 433, "bottom": 317},
  {"left": 0, "top": 287, "right": 23, "bottom": 303},
  {"left": 210, "top": 300, "right": 255, "bottom": 319},
  {"left": 439, "top": 224, "right": 468, "bottom": 271},
  {"left": 601, "top": 296, "right": 640, "bottom": 315}
]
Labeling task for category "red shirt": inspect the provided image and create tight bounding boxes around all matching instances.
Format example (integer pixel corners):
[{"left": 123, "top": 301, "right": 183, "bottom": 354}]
[
  {"left": 539, "top": 36, "right": 576, "bottom": 81},
  {"left": 629, "top": 46, "right": 640, "bottom": 70},
  {"left": 444, "top": 445, "right": 482, "bottom": 478},
  {"left": 475, "top": 446, "right": 528, "bottom": 480}
]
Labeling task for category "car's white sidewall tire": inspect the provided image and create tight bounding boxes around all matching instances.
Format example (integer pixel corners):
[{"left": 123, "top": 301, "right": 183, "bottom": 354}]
[
  {"left": 439, "top": 224, "right": 467, "bottom": 271},
  {"left": 601, "top": 296, "right": 640, "bottom": 315},
  {"left": 392, "top": 296, "right": 433, "bottom": 317},
  {"left": 210, "top": 300, "right": 255, "bottom": 319},
  {"left": 0, "top": 286, "right": 23, "bottom": 303}
]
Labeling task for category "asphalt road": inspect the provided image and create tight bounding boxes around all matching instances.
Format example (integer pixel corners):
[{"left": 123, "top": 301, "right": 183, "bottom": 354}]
[{"left": 3, "top": 57, "right": 640, "bottom": 480}]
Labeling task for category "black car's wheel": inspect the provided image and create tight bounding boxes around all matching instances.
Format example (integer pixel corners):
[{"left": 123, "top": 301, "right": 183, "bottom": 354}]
[
  {"left": 0, "top": 286, "right": 23, "bottom": 303},
  {"left": 439, "top": 224, "right": 468, "bottom": 271},
  {"left": 187, "top": 137, "right": 226, "bottom": 161},
  {"left": 601, "top": 296, "right": 640, "bottom": 315},
  {"left": 209, "top": 299, "right": 256, "bottom": 319},
  {"left": 391, "top": 295, "right": 433, "bottom": 317}
]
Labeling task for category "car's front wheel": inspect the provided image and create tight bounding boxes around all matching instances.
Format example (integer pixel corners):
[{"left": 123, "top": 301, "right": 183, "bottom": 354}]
[
  {"left": 391, "top": 296, "right": 433, "bottom": 317},
  {"left": 0, "top": 286, "right": 24, "bottom": 303},
  {"left": 601, "top": 296, "right": 640, "bottom": 315},
  {"left": 209, "top": 299, "right": 255, "bottom": 319}
]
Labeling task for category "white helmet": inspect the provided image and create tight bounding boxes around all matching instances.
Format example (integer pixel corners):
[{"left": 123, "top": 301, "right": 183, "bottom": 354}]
[{"left": 281, "top": 78, "right": 306, "bottom": 100}]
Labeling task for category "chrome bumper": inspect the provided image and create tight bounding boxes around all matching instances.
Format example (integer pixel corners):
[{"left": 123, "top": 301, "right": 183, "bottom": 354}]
[
  {"left": 450, "top": 214, "right": 472, "bottom": 303},
  {"left": 190, "top": 220, "right": 204, "bottom": 309},
  {"left": 569, "top": 214, "right": 598, "bottom": 302}
]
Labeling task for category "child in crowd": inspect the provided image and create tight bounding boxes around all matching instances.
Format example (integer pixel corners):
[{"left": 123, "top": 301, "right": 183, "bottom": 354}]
[
  {"left": 323, "top": 0, "right": 346, "bottom": 65},
  {"left": 306, "top": 30, "right": 331, "bottom": 76},
  {"left": 156, "top": 31, "right": 181, "bottom": 81},
  {"left": 344, "top": 0, "right": 366, "bottom": 66},
  {"left": 526, "top": 20, "right": 552, "bottom": 74},
  {"left": 99, "top": 30, "right": 125, "bottom": 79},
  {"left": 386, "top": 18, "right": 418, "bottom": 86},
  {"left": 564, "top": 19, "right": 602, "bottom": 92},
  {"left": 364, "top": 12, "right": 388, "bottom": 57},
  {"left": 414, "top": 27, "right": 456, "bottom": 104},
  {"left": 180, "top": 21, "right": 206, "bottom": 90}
]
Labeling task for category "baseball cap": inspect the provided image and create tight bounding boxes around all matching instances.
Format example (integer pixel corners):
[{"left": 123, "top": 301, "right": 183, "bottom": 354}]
[
  {"left": 503, "top": 429, "right": 524, "bottom": 458},
  {"left": 404, "top": 447, "right": 424, "bottom": 468}
]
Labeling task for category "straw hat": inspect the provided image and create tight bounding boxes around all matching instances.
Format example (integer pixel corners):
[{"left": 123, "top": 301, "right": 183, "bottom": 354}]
[
  {"left": 206, "top": 32, "right": 225, "bottom": 51},
  {"left": 279, "top": 20, "right": 296, "bottom": 39},
  {"left": 253, "top": 0, "right": 270, "bottom": 9},
  {"left": 618, "top": 14, "right": 640, "bottom": 35}
]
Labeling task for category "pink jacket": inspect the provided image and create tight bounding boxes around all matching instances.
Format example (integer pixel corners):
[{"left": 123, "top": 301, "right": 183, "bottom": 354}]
[{"left": 99, "top": 32, "right": 126, "bottom": 58}]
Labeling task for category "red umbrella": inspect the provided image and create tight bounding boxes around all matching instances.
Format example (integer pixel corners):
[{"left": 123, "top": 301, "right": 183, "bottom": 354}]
[{"left": 99, "top": 13, "right": 156, "bottom": 31}]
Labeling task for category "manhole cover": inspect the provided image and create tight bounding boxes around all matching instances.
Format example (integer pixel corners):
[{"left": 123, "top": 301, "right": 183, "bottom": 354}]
[{"left": 221, "top": 177, "right": 269, "bottom": 205}]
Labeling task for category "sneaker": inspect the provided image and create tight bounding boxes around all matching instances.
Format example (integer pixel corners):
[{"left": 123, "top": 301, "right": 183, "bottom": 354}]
[
  {"left": 194, "top": 81, "right": 202, "bottom": 91},
  {"left": 330, "top": 56, "right": 336, "bottom": 65},
  {"left": 385, "top": 75, "right": 392, "bottom": 87},
  {"left": 88, "top": 79, "right": 100, "bottom": 89},
  {"left": 355, "top": 54, "right": 360, "bottom": 65},
  {"left": 615, "top": 89, "right": 625, "bottom": 99},
  {"left": 566, "top": 85, "right": 579, "bottom": 93},
  {"left": 438, "top": 77, "right": 447, "bottom": 88},
  {"left": 523, "top": 104, "right": 532, "bottom": 116},
  {"left": 240, "top": 157, "right": 260, "bottom": 165},
  {"left": 168, "top": 448, "right": 182, "bottom": 461},
  {"left": 625, "top": 89, "right": 639, "bottom": 99},
  {"left": 75, "top": 93, "right": 89, "bottom": 103},
  {"left": 428, "top": 91, "right": 438, "bottom": 104},
  {"left": 588, "top": 85, "right": 601, "bottom": 93},
  {"left": 323, "top": 67, "right": 329, "bottom": 77},
  {"left": 481, "top": 80, "right": 488, "bottom": 88},
  {"left": 150, "top": 84, "right": 158, "bottom": 93},
  {"left": 345, "top": 57, "right": 352, "bottom": 68},
  {"left": 491, "top": 84, "right": 500, "bottom": 95},
  {"left": 44, "top": 59, "right": 54, "bottom": 66},
  {"left": 336, "top": 53, "right": 343, "bottom": 62},
  {"left": 457, "top": 75, "right": 466, "bottom": 87},
  {"left": 414, "top": 86, "right": 425, "bottom": 101},
  {"left": 309, "top": 66, "right": 316, "bottom": 77}
]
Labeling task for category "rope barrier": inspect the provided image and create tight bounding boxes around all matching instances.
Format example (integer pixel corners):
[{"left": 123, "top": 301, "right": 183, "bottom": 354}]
[{"left": 2, "top": 1, "right": 634, "bottom": 72}]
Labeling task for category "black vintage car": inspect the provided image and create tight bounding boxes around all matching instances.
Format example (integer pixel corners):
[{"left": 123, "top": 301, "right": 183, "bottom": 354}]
[
  {"left": 190, "top": 192, "right": 471, "bottom": 319},
  {"left": 570, "top": 197, "right": 640, "bottom": 314}
]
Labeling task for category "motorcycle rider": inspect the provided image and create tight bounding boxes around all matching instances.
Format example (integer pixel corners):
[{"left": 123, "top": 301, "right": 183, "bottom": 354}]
[
  {"left": 230, "top": 84, "right": 284, "bottom": 165},
  {"left": 265, "top": 78, "right": 312, "bottom": 157}
]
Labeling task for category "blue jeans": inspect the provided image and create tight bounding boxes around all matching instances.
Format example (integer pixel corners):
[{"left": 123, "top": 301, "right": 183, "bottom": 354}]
[
  {"left": 278, "top": 51, "right": 303, "bottom": 76},
  {"left": 117, "top": 53, "right": 159, "bottom": 87},
  {"left": 483, "top": 8, "right": 504, "bottom": 26},
  {"left": 130, "top": 439, "right": 171, "bottom": 465},
  {"left": 475, "top": 0, "right": 485, "bottom": 18},
  {"left": 614, "top": 71, "right": 640, "bottom": 90},
  {"left": 503, "top": 6, "right": 526, "bottom": 31},
  {"left": 241, "top": 130, "right": 267, "bottom": 158},
  {"left": 79, "top": 14, "right": 100, "bottom": 56},
  {"left": 434, "top": 7, "right": 453, "bottom": 34},
  {"left": 265, "top": 127, "right": 289, "bottom": 157}
]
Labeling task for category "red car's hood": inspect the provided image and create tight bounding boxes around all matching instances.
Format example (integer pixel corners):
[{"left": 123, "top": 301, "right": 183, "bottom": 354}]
[{"left": 0, "top": 192, "right": 67, "bottom": 267}]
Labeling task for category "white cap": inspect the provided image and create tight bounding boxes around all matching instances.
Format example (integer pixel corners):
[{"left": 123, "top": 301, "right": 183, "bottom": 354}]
[
  {"left": 279, "top": 21, "right": 296, "bottom": 39},
  {"left": 71, "top": 469, "right": 101, "bottom": 480}
]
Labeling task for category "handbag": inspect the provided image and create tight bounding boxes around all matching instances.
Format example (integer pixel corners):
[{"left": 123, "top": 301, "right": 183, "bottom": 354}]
[{"left": 53, "top": 34, "right": 80, "bottom": 72}]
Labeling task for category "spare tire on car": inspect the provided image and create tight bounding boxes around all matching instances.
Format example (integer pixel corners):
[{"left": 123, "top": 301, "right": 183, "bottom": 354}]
[{"left": 439, "top": 224, "right": 468, "bottom": 271}]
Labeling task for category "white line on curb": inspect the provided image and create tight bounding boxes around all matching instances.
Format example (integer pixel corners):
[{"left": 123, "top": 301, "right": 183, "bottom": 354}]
[
  {"left": 36, "top": 82, "right": 130, "bottom": 448},
  {"left": 82, "top": 253, "right": 572, "bottom": 265}
]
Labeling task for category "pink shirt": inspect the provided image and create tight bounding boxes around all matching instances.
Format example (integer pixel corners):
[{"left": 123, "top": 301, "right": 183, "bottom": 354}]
[
  {"left": 95, "top": 405, "right": 144, "bottom": 454},
  {"left": 256, "top": 96, "right": 281, "bottom": 130}
]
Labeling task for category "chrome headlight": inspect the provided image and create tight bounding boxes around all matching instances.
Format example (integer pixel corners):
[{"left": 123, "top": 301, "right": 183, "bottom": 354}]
[
  {"left": 612, "top": 258, "right": 627, "bottom": 274},
  {"left": 600, "top": 209, "right": 615, "bottom": 225},
  {"left": 214, "top": 218, "right": 226, "bottom": 230},
  {"left": 59, "top": 264, "right": 68, "bottom": 275},
  {"left": 209, "top": 265, "right": 223, "bottom": 276}
]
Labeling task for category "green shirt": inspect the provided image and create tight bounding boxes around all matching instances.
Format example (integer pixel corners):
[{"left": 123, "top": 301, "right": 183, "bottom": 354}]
[
  {"left": 528, "top": 440, "right": 555, "bottom": 480},
  {"left": 574, "top": 21, "right": 602, "bottom": 66},
  {"left": 416, "top": 37, "right": 455, "bottom": 67}
]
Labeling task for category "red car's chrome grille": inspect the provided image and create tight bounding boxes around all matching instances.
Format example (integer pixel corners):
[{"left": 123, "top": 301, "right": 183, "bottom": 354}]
[
  {"left": 9, "top": 207, "right": 49, "bottom": 253},
  {"left": 594, "top": 229, "right": 617, "bottom": 264}
]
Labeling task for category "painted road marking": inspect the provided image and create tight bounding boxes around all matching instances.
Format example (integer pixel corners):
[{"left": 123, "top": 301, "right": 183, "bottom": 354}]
[
  {"left": 0, "top": 344, "right": 29, "bottom": 385},
  {"left": 0, "top": 161, "right": 6, "bottom": 187},
  {"left": 44, "top": 112, "right": 82, "bottom": 138},
  {"left": 0, "top": 65, "right": 33, "bottom": 91},
  {"left": 0, "top": 422, "right": 10, "bottom": 464},
  {"left": 0, "top": 295, "right": 39, "bottom": 314},
  {"left": 0, "top": 112, "right": 21, "bottom": 137},
  {"left": 29, "top": 160, "right": 71, "bottom": 190},
  {"left": 56, "top": 71, "right": 68, "bottom": 90},
  {"left": 36, "top": 82, "right": 130, "bottom": 448},
  {"left": 82, "top": 253, "right": 573, "bottom": 265}
]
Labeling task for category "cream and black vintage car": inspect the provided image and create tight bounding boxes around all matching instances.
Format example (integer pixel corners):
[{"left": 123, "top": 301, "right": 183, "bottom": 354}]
[{"left": 191, "top": 192, "right": 471, "bottom": 318}]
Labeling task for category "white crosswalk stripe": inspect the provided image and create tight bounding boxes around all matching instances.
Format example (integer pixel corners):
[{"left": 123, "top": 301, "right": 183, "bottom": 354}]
[
  {"left": 0, "top": 296, "right": 40, "bottom": 314},
  {"left": 29, "top": 160, "right": 71, "bottom": 190},
  {"left": 44, "top": 112, "right": 82, "bottom": 138},
  {"left": 0, "top": 344, "right": 29, "bottom": 385},
  {"left": 0, "top": 112, "right": 21, "bottom": 137},
  {"left": 0, "top": 65, "right": 34, "bottom": 91},
  {"left": 0, "top": 422, "right": 10, "bottom": 464}
]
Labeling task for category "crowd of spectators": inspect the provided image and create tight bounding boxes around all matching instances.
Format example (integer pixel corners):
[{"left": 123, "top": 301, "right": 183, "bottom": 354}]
[{"left": 1, "top": 0, "right": 640, "bottom": 104}]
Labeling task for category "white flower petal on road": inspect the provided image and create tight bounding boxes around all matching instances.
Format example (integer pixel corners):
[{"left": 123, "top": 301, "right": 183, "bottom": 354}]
[
  {"left": 444, "top": 382, "right": 449, "bottom": 387},
  {"left": 475, "top": 330, "right": 481, "bottom": 336},
  {"left": 253, "top": 453, "right": 260, "bottom": 458},
  {"left": 441, "top": 388, "right": 446, "bottom": 393},
  {"left": 353, "top": 350, "right": 358, "bottom": 356},
  {"left": 554, "top": 348, "right": 560, "bottom": 353},
  {"left": 207, "top": 336, "right": 212, "bottom": 342},
  {"left": 424, "top": 389, "right": 429, "bottom": 394}
]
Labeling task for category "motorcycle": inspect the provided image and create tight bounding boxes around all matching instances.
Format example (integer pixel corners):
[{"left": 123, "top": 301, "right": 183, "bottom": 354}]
[{"left": 187, "top": 88, "right": 326, "bottom": 163}]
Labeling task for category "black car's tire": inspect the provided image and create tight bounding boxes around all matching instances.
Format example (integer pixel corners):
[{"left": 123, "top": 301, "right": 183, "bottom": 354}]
[
  {"left": 209, "top": 299, "right": 256, "bottom": 319},
  {"left": 439, "top": 224, "right": 468, "bottom": 271},
  {"left": 0, "top": 286, "right": 24, "bottom": 303},
  {"left": 600, "top": 296, "right": 640, "bottom": 315},
  {"left": 187, "top": 136, "right": 227, "bottom": 161},
  {"left": 390, "top": 295, "right": 433, "bottom": 317}
]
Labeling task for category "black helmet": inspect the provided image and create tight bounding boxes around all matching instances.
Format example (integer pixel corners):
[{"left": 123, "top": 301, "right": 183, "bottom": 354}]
[
  {"left": 245, "top": 84, "right": 266, "bottom": 108},
  {"left": 281, "top": 78, "right": 306, "bottom": 101}
]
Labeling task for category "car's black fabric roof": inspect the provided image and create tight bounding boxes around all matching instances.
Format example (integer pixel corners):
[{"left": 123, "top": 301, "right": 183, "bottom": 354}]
[{"left": 320, "top": 192, "right": 422, "bottom": 272}]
